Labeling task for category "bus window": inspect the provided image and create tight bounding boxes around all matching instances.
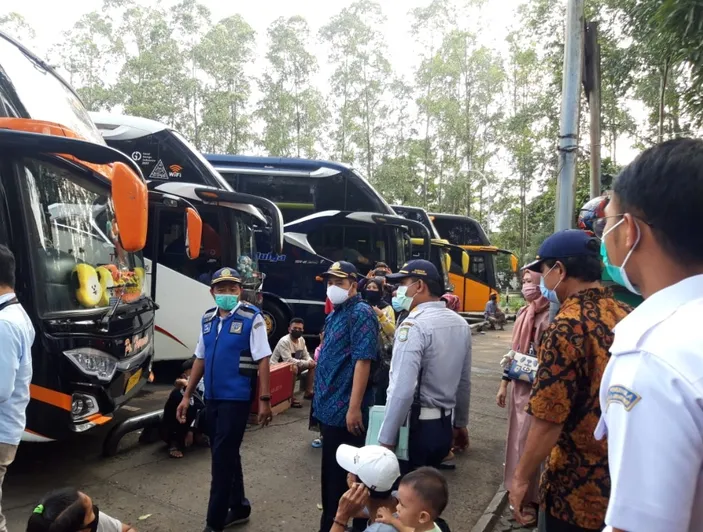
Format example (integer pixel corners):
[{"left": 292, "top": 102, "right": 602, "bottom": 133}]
[
  {"left": 146, "top": 207, "right": 223, "bottom": 285},
  {"left": 19, "top": 158, "right": 145, "bottom": 313},
  {"left": 470, "top": 255, "right": 489, "bottom": 284},
  {"left": 431, "top": 217, "right": 490, "bottom": 246},
  {"left": 307, "top": 224, "right": 378, "bottom": 274}
]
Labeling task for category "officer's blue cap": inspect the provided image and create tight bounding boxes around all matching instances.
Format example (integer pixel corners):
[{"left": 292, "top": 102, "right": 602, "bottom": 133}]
[
  {"left": 524, "top": 229, "right": 600, "bottom": 272},
  {"left": 210, "top": 267, "right": 242, "bottom": 286},
  {"left": 386, "top": 259, "right": 441, "bottom": 283},
  {"left": 320, "top": 261, "right": 358, "bottom": 280}
]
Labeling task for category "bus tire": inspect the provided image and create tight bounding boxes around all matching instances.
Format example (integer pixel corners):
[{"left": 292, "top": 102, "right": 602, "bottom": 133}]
[{"left": 262, "top": 299, "right": 289, "bottom": 347}]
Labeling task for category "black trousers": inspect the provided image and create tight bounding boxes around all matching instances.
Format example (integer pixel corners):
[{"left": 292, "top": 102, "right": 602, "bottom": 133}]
[
  {"left": 403, "top": 412, "right": 453, "bottom": 473},
  {"left": 206, "top": 400, "right": 251, "bottom": 530},
  {"left": 318, "top": 423, "right": 366, "bottom": 532},
  {"left": 161, "top": 389, "right": 203, "bottom": 448}
]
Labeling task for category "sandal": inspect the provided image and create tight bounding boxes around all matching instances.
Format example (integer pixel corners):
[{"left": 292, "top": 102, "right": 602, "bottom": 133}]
[
  {"left": 169, "top": 447, "right": 184, "bottom": 459},
  {"left": 291, "top": 399, "right": 303, "bottom": 408},
  {"left": 304, "top": 392, "right": 314, "bottom": 400},
  {"left": 520, "top": 506, "right": 537, "bottom": 526},
  {"left": 311, "top": 438, "right": 323, "bottom": 448}
]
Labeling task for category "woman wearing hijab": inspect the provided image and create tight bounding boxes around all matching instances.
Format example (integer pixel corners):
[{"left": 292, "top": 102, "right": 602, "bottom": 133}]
[
  {"left": 496, "top": 269, "right": 550, "bottom": 526},
  {"left": 364, "top": 278, "right": 395, "bottom": 405}
]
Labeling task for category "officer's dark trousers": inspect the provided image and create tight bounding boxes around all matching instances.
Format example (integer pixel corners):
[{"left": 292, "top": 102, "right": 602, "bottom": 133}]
[
  {"left": 206, "top": 400, "right": 251, "bottom": 530},
  {"left": 319, "top": 423, "right": 366, "bottom": 532},
  {"left": 402, "top": 411, "right": 453, "bottom": 474}
]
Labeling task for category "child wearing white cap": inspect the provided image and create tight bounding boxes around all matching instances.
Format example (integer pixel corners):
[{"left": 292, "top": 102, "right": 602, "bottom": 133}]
[{"left": 332, "top": 445, "right": 401, "bottom": 532}]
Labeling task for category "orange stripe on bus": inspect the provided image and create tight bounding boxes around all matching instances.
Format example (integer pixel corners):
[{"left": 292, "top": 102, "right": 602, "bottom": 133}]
[
  {"left": 86, "top": 414, "right": 112, "bottom": 425},
  {"left": 30, "top": 384, "right": 72, "bottom": 411}
]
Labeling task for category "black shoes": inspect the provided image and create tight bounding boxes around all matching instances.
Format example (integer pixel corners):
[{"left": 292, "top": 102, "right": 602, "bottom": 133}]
[{"left": 224, "top": 504, "right": 251, "bottom": 527}]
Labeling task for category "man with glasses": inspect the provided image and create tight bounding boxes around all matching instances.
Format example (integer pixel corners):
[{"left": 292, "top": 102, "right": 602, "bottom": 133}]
[
  {"left": 595, "top": 138, "right": 703, "bottom": 532},
  {"left": 510, "top": 230, "right": 629, "bottom": 532}
]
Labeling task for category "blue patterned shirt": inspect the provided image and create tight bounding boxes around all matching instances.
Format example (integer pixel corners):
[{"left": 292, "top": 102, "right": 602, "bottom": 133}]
[{"left": 313, "top": 295, "right": 379, "bottom": 427}]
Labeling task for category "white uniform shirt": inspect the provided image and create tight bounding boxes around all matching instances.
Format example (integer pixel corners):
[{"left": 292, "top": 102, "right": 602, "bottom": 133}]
[
  {"left": 595, "top": 275, "right": 703, "bottom": 532},
  {"left": 194, "top": 303, "right": 271, "bottom": 362}
]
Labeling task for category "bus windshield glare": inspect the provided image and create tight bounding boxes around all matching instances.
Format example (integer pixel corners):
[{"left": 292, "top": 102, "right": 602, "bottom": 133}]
[
  {"left": 0, "top": 35, "right": 105, "bottom": 146},
  {"left": 19, "top": 157, "right": 146, "bottom": 314}
]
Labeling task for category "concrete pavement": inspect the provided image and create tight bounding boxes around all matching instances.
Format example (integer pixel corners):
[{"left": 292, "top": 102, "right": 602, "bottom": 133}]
[{"left": 4, "top": 327, "right": 512, "bottom": 532}]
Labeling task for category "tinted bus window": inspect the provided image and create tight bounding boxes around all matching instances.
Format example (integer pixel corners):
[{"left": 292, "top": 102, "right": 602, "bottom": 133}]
[
  {"left": 227, "top": 172, "right": 390, "bottom": 223},
  {"left": 392, "top": 206, "right": 431, "bottom": 238},
  {"left": 470, "top": 254, "right": 489, "bottom": 284},
  {"left": 432, "top": 217, "right": 490, "bottom": 246}
]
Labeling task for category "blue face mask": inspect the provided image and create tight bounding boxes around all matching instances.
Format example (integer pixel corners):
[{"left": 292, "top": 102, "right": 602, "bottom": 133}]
[
  {"left": 539, "top": 265, "right": 562, "bottom": 305},
  {"left": 601, "top": 219, "right": 641, "bottom": 295},
  {"left": 392, "top": 282, "right": 418, "bottom": 312},
  {"left": 215, "top": 294, "right": 239, "bottom": 311}
]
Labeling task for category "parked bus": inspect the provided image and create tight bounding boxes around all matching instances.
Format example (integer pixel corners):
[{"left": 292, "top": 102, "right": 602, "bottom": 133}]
[
  {"left": 429, "top": 212, "right": 518, "bottom": 313},
  {"left": 391, "top": 205, "right": 470, "bottom": 302},
  {"left": 0, "top": 31, "right": 203, "bottom": 440},
  {"left": 89, "top": 112, "right": 286, "bottom": 361},
  {"left": 205, "top": 155, "right": 442, "bottom": 339}
]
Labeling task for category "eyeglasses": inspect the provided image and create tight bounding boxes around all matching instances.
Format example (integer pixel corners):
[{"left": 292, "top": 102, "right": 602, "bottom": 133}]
[
  {"left": 594, "top": 214, "right": 653, "bottom": 238},
  {"left": 593, "top": 215, "right": 623, "bottom": 238}
]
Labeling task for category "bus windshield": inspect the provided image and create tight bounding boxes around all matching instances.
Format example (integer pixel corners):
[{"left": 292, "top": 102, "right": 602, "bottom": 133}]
[
  {"left": 0, "top": 35, "right": 105, "bottom": 146},
  {"left": 19, "top": 157, "right": 146, "bottom": 314},
  {"left": 430, "top": 215, "right": 490, "bottom": 246}
]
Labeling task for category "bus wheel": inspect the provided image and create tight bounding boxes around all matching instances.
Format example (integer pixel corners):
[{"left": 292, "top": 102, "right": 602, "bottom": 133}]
[{"left": 262, "top": 300, "right": 289, "bottom": 346}]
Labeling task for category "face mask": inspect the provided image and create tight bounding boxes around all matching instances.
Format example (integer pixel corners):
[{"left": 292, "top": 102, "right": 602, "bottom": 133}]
[
  {"left": 601, "top": 219, "right": 642, "bottom": 295},
  {"left": 327, "top": 284, "right": 351, "bottom": 306},
  {"left": 522, "top": 283, "right": 541, "bottom": 302},
  {"left": 290, "top": 330, "right": 303, "bottom": 340},
  {"left": 215, "top": 294, "right": 239, "bottom": 311},
  {"left": 539, "top": 265, "right": 562, "bottom": 305},
  {"left": 364, "top": 290, "right": 382, "bottom": 306},
  {"left": 392, "top": 282, "right": 418, "bottom": 312}
]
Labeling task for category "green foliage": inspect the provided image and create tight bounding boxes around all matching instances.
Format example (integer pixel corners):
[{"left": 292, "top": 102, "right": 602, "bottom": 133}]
[
  {"left": 3, "top": 0, "right": 703, "bottom": 261},
  {"left": 258, "top": 16, "right": 326, "bottom": 158}
]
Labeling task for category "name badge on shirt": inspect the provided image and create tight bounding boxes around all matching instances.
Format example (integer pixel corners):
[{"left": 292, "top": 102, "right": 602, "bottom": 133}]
[
  {"left": 203, "top": 322, "right": 212, "bottom": 334},
  {"left": 606, "top": 385, "right": 641, "bottom": 412},
  {"left": 230, "top": 321, "right": 243, "bottom": 334}
]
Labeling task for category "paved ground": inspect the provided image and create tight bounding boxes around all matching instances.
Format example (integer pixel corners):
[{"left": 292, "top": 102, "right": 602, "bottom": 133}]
[{"left": 4, "top": 327, "right": 512, "bottom": 532}]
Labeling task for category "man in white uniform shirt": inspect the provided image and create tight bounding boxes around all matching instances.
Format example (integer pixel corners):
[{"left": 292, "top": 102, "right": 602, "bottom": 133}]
[
  {"left": 595, "top": 138, "right": 703, "bottom": 532},
  {"left": 271, "top": 318, "right": 316, "bottom": 402}
]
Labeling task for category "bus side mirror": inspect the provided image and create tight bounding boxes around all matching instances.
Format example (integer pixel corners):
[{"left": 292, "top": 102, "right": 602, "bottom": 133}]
[
  {"left": 443, "top": 252, "right": 451, "bottom": 273},
  {"left": 111, "top": 162, "right": 148, "bottom": 252},
  {"left": 185, "top": 207, "right": 203, "bottom": 260},
  {"left": 461, "top": 251, "right": 470, "bottom": 274},
  {"left": 510, "top": 254, "right": 519, "bottom": 273}
]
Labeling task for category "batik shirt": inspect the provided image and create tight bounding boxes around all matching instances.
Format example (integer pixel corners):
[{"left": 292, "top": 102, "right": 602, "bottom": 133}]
[
  {"left": 313, "top": 295, "right": 379, "bottom": 427},
  {"left": 527, "top": 287, "right": 630, "bottom": 529}
]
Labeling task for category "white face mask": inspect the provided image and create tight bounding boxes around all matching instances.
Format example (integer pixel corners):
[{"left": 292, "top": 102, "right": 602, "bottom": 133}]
[{"left": 327, "top": 284, "right": 351, "bottom": 306}]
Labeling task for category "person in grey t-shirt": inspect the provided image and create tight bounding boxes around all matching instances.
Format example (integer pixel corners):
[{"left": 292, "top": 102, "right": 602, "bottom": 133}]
[{"left": 26, "top": 488, "right": 136, "bottom": 532}]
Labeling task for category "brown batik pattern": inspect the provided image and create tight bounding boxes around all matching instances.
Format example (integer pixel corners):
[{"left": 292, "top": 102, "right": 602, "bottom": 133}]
[{"left": 527, "top": 287, "right": 631, "bottom": 530}]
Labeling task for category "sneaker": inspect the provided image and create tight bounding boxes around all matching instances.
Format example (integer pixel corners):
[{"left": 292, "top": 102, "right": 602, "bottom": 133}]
[{"left": 224, "top": 504, "right": 251, "bottom": 527}]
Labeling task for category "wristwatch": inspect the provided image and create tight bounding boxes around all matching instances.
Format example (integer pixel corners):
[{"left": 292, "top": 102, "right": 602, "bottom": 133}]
[{"left": 259, "top": 395, "right": 271, "bottom": 402}]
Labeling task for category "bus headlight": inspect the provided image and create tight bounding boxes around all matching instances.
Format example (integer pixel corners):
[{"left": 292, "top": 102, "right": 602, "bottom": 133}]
[
  {"left": 64, "top": 348, "right": 118, "bottom": 382},
  {"left": 71, "top": 392, "right": 99, "bottom": 422}
]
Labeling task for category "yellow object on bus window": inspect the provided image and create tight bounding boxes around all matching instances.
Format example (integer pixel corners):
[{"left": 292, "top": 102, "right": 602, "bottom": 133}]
[{"left": 461, "top": 251, "right": 470, "bottom": 274}]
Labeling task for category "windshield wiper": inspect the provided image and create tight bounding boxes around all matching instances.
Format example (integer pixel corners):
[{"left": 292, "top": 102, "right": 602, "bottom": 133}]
[{"left": 99, "top": 289, "right": 123, "bottom": 333}]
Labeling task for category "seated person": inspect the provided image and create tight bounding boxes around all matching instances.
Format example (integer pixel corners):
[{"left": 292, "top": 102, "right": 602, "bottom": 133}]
[
  {"left": 161, "top": 357, "right": 206, "bottom": 459},
  {"left": 484, "top": 293, "right": 506, "bottom": 330},
  {"left": 331, "top": 444, "right": 402, "bottom": 532},
  {"left": 376, "top": 467, "right": 451, "bottom": 532},
  {"left": 27, "top": 487, "right": 136, "bottom": 532},
  {"left": 271, "top": 318, "right": 315, "bottom": 407}
]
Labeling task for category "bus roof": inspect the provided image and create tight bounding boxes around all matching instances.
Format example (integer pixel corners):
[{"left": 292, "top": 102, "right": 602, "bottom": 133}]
[
  {"left": 428, "top": 212, "right": 491, "bottom": 247},
  {"left": 90, "top": 112, "right": 169, "bottom": 140},
  {"left": 206, "top": 153, "right": 355, "bottom": 176}
]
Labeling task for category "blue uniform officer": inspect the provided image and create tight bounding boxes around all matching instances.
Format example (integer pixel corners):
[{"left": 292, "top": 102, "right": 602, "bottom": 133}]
[{"left": 177, "top": 267, "right": 272, "bottom": 532}]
